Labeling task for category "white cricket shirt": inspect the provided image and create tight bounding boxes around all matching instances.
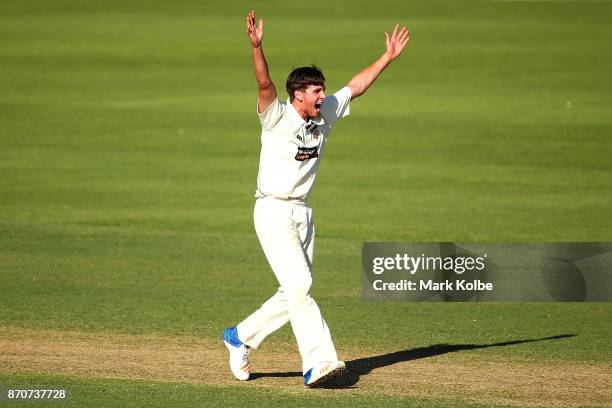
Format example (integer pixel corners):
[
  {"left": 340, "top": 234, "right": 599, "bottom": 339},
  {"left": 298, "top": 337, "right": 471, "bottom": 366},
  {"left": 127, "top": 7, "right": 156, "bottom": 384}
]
[{"left": 255, "top": 86, "right": 351, "bottom": 201}]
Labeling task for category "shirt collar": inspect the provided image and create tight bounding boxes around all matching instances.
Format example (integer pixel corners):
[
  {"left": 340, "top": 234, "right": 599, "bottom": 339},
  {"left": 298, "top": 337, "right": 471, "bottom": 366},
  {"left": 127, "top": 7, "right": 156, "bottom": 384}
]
[{"left": 286, "top": 98, "right": 325, "bottom": 132}]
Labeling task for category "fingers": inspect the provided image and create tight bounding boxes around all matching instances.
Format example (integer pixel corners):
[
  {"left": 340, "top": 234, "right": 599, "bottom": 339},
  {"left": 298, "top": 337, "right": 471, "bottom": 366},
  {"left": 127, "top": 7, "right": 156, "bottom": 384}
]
[
  {"left": 246, "top": 11, "right": 253, "bottom": 32},
  {"left": 401, "top": 34, "right": 410, "bottom": 46},
  {"left": 246, "top": 10, "right": 256, "bottom": 32},
  {"left": 390, "top": 25, "right": 410, "bottom": 49},
  {"left": 386, "top": 24, "right": 410, "bottom": 58},
  {"left": 391, "top": 23, "right": 399, "bottom": 40},
  {"left": 399, "top": 27, "right": 410, "bottom": 44},
  {"left": 245, "top": 10, "right": 263, "bottom": 45}
]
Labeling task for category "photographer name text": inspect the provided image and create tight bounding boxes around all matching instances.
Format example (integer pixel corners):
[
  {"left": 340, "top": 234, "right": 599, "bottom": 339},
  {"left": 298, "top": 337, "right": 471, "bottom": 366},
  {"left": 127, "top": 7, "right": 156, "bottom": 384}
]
[{"left": 372, "top": 279, "right": 493, "bottom": 291}]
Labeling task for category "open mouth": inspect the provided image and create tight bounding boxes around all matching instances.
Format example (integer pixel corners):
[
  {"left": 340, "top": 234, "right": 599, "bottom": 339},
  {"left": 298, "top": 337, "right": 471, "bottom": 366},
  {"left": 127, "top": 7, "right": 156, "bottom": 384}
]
[{"left": 314, "top": 102, "right": 322, "bottom": 111}]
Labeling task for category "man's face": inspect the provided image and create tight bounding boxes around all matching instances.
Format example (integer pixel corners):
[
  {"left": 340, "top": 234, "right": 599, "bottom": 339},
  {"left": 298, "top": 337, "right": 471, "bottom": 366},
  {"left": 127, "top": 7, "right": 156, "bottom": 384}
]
[{"left": 295, "top": 84, "right": 326, "bottom": 118}]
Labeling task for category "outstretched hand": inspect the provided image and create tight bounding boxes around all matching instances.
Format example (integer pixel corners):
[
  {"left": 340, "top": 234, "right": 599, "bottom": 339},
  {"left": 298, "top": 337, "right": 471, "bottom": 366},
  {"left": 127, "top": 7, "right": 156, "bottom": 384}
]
[
  {"left": 384, "top": 24, "right": 410, "bottom": 61},
  {"left": 246, "top": 10, "right": 264, "bottom": 48}
]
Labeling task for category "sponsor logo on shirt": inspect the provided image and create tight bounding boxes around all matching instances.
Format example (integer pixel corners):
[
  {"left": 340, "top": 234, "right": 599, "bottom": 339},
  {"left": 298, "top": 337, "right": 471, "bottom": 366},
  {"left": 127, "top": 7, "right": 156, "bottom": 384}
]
[
  {"left": 295, "top": 146, "right": 319, "bottom": 161},
  {"left": 305, "top": 121, "right": 321, "bottom": 139}
]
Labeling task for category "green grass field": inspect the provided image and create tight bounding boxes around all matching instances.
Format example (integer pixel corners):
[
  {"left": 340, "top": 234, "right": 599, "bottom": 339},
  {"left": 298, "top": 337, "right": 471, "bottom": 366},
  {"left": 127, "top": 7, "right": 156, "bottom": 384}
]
[{"left": 1, "top": 0, "right": 612, "bottom": 407}]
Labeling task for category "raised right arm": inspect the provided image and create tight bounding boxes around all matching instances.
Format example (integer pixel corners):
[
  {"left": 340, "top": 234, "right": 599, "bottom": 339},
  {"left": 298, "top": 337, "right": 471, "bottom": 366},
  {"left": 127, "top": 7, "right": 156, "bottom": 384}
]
[{"left": 246, "top": 10, "right": 277, "bottom": 113}]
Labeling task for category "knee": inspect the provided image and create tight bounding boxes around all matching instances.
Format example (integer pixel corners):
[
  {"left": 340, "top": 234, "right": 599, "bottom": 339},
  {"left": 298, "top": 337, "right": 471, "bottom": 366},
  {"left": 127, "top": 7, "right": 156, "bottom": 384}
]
[{"left": 285, "top": 275, "right": 312, "bottom": 304}]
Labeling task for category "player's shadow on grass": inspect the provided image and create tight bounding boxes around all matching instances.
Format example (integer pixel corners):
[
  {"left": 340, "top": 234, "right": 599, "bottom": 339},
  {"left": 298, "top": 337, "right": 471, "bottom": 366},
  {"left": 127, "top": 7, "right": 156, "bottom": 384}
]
[{"left": 250, "top": 334, "right": 576, "bottom": 388}]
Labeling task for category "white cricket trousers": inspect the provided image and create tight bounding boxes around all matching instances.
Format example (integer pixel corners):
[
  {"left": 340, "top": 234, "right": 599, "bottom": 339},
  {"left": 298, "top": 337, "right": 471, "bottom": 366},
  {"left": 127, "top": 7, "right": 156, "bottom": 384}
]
[{"left": 236, "top": 196, "right": 338, "bottom": 373}]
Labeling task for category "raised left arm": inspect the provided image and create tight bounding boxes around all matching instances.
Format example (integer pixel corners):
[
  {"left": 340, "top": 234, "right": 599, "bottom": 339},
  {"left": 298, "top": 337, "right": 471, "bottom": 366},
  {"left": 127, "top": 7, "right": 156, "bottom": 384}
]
[{"left": 347, "top": 24, "right": 410, "bottom": 99}]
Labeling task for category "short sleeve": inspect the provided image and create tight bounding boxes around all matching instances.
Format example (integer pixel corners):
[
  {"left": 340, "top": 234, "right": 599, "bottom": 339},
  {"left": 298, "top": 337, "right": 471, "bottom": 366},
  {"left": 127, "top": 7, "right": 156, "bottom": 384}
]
[
  {"left": 320, "top": 86, "right": 351, "bottom": 126},
  {"left": 257, "top": 98, "right": 285, "bottom": 130}
]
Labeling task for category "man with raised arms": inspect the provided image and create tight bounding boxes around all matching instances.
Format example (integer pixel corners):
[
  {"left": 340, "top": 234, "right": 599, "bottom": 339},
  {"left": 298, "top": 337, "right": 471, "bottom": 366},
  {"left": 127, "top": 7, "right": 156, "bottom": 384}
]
[{"left": 223, "top": 10, "right": 410, "bottom": 387}]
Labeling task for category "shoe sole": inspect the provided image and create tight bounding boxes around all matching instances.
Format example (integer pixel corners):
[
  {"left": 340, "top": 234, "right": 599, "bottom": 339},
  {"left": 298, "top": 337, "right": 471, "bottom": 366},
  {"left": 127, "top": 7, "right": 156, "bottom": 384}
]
[{"left": 306, "top": 364, "right": 346, "bottom": 388}]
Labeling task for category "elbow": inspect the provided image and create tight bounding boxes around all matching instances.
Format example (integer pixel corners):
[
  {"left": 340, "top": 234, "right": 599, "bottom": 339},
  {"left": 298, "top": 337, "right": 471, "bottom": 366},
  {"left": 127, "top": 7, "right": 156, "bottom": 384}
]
[{"left": 258, "top": 79, "right": 274, "bottom": 90}]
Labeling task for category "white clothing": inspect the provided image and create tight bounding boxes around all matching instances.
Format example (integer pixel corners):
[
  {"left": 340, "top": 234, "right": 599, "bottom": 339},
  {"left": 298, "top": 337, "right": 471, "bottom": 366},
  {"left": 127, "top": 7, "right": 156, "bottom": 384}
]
[
  {"left": 255, "top": 86, "right": 351, "bottom": 201},
  {"left": 237, "top": 197, "right": 337, "bottom": 373},
  {"left": 237, "top": 86, "right": 352, "bottom": 374}
]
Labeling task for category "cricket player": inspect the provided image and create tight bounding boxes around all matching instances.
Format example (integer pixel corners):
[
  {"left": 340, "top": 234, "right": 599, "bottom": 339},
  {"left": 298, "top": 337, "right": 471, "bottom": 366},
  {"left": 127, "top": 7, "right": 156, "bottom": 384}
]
[{"left": 223, "top": 10, "right": 410, "bottom": 387}]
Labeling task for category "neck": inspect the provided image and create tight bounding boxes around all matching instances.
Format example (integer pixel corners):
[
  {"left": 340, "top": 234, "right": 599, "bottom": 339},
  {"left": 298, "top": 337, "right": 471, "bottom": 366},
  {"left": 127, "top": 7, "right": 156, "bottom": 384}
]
[{"left": 291, "top": 100, "right": 310, "bottom": 121}]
